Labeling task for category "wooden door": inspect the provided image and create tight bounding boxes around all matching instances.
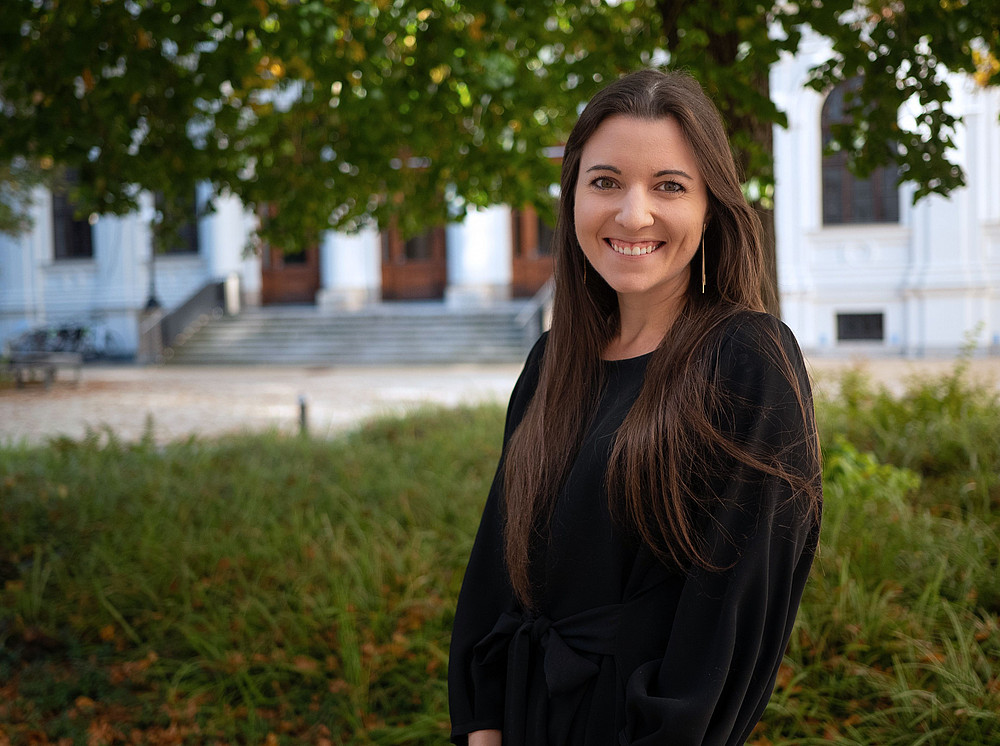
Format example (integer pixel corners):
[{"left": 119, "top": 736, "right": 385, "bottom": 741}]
[
  {"left": 261, "top": 245, "right": 321, "bottom": 304},
  {"left": 381, "top": 226, "right": 447, "bottom": 300},
  {"left": 511, "top": 208, "right": 555, "bottom": 297}
]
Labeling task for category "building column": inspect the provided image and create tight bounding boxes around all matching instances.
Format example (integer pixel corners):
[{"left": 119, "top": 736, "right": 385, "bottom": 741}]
[
  {"left": 771, "top": 47, "right": 827, "bottom": 352},
  {"left": 316, "top": 227, "right": 381, "bottom": 310},
  {"left": 902, "top": 190, "right": 992, "bottom": 356},
  {"left": 208, "top": 191, "right": 261, "bottom": 307},
  {"left": 445, "top": 205, "right": 512, "bottom": 306}
]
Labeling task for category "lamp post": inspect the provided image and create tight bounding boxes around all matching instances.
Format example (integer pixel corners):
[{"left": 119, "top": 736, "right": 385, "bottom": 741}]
[
  {"left": 138, "top": 232, "right": 163, "bottom": 364},
  {"left": 146, "top": 242, "right": 161, "bottom": 310}
]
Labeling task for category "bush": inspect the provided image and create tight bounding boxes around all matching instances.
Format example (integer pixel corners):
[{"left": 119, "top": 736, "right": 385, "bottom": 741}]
[
  {"left": 816, "top": 361, "right": 1000, "bottom": 517},
  {"left": 758, "top": 362, "right": 1000, "bottom": 745}
]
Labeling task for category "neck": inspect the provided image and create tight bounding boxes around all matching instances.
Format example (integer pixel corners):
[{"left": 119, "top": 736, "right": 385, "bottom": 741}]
[{"left": 604, "top": 293, "right": 686, "bottom": 360}]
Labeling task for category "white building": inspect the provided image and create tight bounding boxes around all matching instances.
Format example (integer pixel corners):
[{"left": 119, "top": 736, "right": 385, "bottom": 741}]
[
  {"left": 0, "top": 187, "right": 262, "bottom": 357},
  {"left": 2, "top": 45, "right": 998, "bottom": 359},
  {"left": 773, "top": 35, "right": 1000, "bottom": 356}
]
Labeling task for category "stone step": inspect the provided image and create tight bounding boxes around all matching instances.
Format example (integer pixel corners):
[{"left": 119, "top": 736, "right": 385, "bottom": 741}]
[{"left": 166, "top": 303, "right": 539, "bottom": 365}]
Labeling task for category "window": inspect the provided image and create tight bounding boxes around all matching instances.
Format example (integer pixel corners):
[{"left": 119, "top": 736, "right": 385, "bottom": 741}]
[
  {"left": 154, "top": 192, "right": 200, "bottom": 254},
  {"left": 403, "top": 231, "right": 434, "bottom": 261},
  {"left": 837, "top": 312, "right": 884, "bottom": 342},
  {"left": 821, "top": 80, "right": 899, "bottom": 225},
  {"left": 380, "top": 225, "right": 446, "bottom": 264},
  {"left": 52, "top": 173, "right": 94, "bottom": 259}
]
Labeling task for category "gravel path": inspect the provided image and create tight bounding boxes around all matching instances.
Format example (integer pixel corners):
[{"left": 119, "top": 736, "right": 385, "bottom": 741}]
[
  {"left": 2, "top": 356, "right": 998, "bottom": 445},
  {"left": 0, "top": 364, "right": 524, "bottom": 445}
]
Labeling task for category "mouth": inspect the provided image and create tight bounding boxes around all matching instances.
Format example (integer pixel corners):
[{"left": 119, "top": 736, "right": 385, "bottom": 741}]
[{"left": 605, "top": 238, "right": 664, "bottom": 256}]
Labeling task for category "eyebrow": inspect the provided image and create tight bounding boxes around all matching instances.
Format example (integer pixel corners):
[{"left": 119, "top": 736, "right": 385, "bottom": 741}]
[{"left": 585, "top": 164, "right": 694, "bottom": 180}]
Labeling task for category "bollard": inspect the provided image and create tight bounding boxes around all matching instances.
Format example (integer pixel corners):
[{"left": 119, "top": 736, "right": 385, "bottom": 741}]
[{"left": 298, "top": 394, "right": 308, "bottom": 436}]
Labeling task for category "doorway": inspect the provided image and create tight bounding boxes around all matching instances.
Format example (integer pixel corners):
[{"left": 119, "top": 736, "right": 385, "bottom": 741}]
[
  {"left": 261, "top": 245, "right": 321, "bottom": 304},
  {"left": 380, "top": 226, "right": 448, "bottom": 300},
  {"left": 511, "top": 208, "right": 555, "bottom": 297}
]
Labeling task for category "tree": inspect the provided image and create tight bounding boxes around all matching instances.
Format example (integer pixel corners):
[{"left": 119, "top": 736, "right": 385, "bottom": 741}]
[
  {"left": 0, "top": 158, "right": 51, "bottom": 235},
  {"left": 0, "top": 0, "right": 611, "bottom": 246},
  {"left": 1, "top": 1, "right": 997, "bottom": 309}
]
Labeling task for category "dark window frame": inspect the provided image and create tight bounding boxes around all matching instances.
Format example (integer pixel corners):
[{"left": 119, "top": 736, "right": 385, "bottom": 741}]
[
  {"left": 52, "top": 175, "right": 94, "bottom": 260},
  {"left": 821, "top": 80, "right": 900, "bottom": 226},
  {"left": 836, "top": 312, "right": 885, "bottom": 342}
]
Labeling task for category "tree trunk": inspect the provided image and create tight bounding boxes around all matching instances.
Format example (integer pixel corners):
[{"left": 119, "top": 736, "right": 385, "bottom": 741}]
[
  {"left": 713, "top": 69, "right": 782, "bottom": 317},
  {"left": 756, "top": 205, "right": 780, "bottom": 317},
  {"left": 656, "top": 2, "right": 782, "bottom": 317}
]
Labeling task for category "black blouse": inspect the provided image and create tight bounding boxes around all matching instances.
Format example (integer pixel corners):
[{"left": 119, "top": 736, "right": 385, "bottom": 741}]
[{"left": 448, "top": 311, "right": 821, "bottom": 746}]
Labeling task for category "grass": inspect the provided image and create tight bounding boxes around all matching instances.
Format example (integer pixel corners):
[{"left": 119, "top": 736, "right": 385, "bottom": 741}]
[
  {"left": 1, "top": 362, "right": 999, "bottom": 744},
  {"left": 1, "top": 407, "right": 503, "bottom": 744}
]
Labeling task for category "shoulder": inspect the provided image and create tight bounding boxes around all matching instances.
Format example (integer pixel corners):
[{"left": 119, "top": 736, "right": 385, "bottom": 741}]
[
  {"left": 518, "top": 331, "right": 548, "bottom": 395},
  {"left": 713, "top": 311, "right": 808, "bottom": 394},
  {"left": 718, "top": 311, "right": 802, "bottom": 363},
  {"left": 706, "top": 311, "right": 815, "bottom": 445},
  {"left": 526, "top": 330, "right": 549, "bottom": 367}
]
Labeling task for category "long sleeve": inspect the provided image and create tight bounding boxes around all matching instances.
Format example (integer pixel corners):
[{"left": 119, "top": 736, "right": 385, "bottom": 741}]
[
  {"left": 448, "top": 335, "right": 547, "bottom": 743},
  {"left": 620, "top": 315, "right": 822, "bottom": 746}
]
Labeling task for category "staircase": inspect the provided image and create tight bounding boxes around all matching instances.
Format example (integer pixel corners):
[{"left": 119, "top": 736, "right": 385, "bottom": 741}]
[{"left": 164, "top": 302, "right": 541, "bottom": 365}]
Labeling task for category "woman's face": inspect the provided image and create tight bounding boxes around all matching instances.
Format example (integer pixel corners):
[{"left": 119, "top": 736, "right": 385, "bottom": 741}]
[{"left": 573, "top": 114, "right": 709, "bottom": 314}]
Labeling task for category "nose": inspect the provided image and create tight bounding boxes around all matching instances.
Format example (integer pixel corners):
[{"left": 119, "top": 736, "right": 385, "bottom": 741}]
[{"left": 614, "top": 188, "right": 654, "bottom": 231}]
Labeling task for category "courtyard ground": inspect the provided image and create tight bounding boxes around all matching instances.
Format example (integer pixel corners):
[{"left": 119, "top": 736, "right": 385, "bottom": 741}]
[{"left": 2, "top": 355, "right": 999, "bottom": 445}]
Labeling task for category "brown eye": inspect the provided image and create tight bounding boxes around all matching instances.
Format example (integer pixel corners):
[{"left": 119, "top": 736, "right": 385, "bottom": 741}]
[
  {"left": 656, "top": 181, "right": 686, "bottom": 193},
  {"left": 591, "top": 177, "right": 617, "bottom": 190}
]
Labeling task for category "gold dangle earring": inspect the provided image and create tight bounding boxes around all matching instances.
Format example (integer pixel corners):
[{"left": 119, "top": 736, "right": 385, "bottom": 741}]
[{"left": 700, "top": 223, "right": 707, "bottom": 294}]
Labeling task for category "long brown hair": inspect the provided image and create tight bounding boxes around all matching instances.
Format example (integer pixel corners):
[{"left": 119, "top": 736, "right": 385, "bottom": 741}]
[{"left": 502, "top": 69, "right": 821, "bottom": 608}]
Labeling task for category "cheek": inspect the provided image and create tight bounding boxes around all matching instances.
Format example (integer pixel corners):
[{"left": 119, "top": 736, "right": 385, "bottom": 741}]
[{"left": 572, "top": 192, "right": 599, "bottom": 234}]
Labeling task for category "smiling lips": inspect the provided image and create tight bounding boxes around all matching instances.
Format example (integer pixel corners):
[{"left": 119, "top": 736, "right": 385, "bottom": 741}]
[{"left": 606, "top": 238, "right": 664, "bottom": 257}]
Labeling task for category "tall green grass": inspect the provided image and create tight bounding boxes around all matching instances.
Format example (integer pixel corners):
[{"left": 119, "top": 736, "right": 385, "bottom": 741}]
[
  {"left": 1, "top": 408, "right": 503, "bottom": 744},
  {"left": 1, "top": 362, "right": 999, "bottom": 744}
]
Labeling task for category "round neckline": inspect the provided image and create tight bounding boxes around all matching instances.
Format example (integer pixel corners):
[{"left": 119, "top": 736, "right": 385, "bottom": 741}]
[{"left": 601, "top": 349, "right": 655, "bottom": 364}]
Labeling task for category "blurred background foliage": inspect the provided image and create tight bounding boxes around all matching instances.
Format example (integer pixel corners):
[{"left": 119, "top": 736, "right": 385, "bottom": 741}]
[{"left": 0, "top": 0, "right": 998, "bottom": 259}]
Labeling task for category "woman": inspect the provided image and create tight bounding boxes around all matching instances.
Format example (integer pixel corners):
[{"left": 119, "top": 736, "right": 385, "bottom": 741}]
[{"left": 448, "top": 69, "right": 822, "bottom": 746}]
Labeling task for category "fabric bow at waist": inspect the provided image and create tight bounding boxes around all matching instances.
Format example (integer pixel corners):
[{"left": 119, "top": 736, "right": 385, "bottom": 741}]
[{"left": 472, "top": 603, "right": 622, "bottom": 745}]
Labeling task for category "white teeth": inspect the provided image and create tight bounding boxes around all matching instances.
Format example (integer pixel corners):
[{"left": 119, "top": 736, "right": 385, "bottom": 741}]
[{"left": 608, "top": 240, "right": 661, "bottom": 256}]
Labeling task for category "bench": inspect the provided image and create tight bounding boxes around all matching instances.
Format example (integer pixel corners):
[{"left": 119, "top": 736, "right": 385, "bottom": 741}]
[{"left": 8, "top": 352, "right": 83, "bottom": 389}]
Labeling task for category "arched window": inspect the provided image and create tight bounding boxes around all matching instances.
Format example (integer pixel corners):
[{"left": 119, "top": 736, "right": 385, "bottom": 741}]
[{"left": 821, "top": 80, "right": 899, "bottom": 225}]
